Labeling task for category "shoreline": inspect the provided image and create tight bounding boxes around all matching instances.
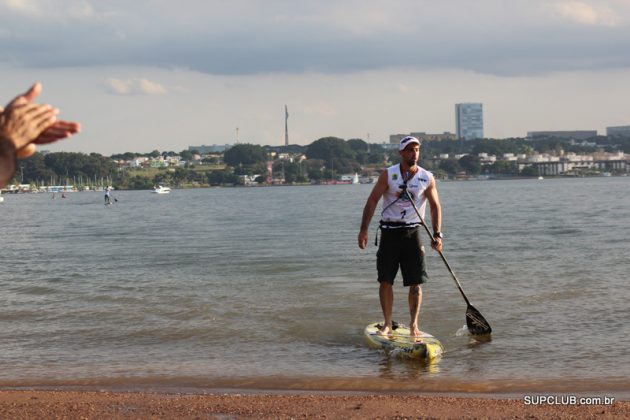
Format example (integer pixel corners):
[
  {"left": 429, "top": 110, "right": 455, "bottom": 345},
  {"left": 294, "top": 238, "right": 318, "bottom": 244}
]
[
  {"left": 2, "top": 375, "right": 629, "bottom": 400},
  {"left": 1, "top": 389, "right": 628, "bottom": 419},
  {"left": 2, "top": 374, "right": 629, "bottom": 395},
  {"left": 2, "top": 172, "right": 627, "bottom": 194}
]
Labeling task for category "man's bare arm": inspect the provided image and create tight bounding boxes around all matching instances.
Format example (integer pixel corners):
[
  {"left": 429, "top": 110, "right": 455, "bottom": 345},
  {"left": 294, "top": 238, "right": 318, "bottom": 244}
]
[
  {"left": 425, "top": 177, "right": 443, "bottom": 251},
  {"left": 358, "top": 171, "right": 388, "bottom": 249}
]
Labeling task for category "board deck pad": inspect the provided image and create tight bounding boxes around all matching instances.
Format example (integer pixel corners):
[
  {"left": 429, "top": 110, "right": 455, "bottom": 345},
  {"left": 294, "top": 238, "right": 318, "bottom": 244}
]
[{"left": 364, "top": 322, "right": 444, "bottom": 360}]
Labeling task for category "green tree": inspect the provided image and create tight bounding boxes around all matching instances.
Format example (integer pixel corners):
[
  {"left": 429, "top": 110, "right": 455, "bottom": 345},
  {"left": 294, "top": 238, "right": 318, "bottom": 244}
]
[
  {"left": 179, "top": 150, "right": 194, "bottom": 161},
  {"left": 347, "top": 138, "right": 368, "bottom": 153},
  {"left": 111, "top": 152, "right": 138, "bottom": 161},
  {"left": 21, "top": 153, "right": 56, "bottom": 184},
  {"left": 41, "top": 152, "right": 116, "bottom": 182},
  {"left": 273, "top": 161, "right": 307, "bottom": 183},
  {"left": 520, "top": 165, "right": 539, "bottom": 177},
  {"left": 127, "top": 175, "right": 154, "bottom": 190},
  {"left": 207, "top": 170, "right": 238, "bottom": 185},
  {"left": 305, "top": 137, "right": 355, "bottom": 161},
  {"left": 223, "top": 144, "right": 268, "bottom": 166},
  {"left": 458, "top": 155, "right": 481, "bottom": 175},
  {"left": 489, "top": 160, "right": 518, "bottom": 175},
  {"left": 367, "top": 148, "right": 386, "bottom": 164},
  {"left": 330, "top": 157, "right": 360, "bottom": 175},
  {"left": 439, "top": 159, "right": 461, "bottom": 175}
]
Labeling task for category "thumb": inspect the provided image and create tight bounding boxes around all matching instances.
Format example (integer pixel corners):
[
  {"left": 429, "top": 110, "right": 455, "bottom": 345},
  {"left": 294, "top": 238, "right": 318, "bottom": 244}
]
[
  {"left": 11, "top": 82, "right": 42, "bottom": 105},
  {"left": 23, "top": 82, "right": 43, "bottom": 102}
]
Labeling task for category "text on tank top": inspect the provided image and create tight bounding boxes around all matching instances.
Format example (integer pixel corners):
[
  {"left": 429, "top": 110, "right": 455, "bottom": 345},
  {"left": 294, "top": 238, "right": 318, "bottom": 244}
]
[{"left": 380, "top": 164, "right": 433, "bottom": 227}]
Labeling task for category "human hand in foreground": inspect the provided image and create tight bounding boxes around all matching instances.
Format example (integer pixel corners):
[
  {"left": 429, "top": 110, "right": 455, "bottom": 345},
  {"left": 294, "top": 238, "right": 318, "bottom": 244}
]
[
  {"left": 0, "top": 82, "right": 80, "bottom": 158},
  {"left": 0, "top": 82, "right": 80, "bottom": 186}
]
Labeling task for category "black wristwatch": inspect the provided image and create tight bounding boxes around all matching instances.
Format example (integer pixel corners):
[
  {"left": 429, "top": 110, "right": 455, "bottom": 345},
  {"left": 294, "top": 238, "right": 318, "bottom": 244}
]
[{"left": 433, "top": 231, "right": 443, "bottom": 239}]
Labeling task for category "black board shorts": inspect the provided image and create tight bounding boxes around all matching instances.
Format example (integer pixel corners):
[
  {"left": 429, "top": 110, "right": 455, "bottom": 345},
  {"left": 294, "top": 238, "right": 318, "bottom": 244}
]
[{"left": 377, "top": 227, "right": 428, "bottom": 286}]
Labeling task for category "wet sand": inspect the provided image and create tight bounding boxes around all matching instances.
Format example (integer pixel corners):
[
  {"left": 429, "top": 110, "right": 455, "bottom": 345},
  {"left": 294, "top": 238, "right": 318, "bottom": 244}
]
[{"left": 1, "top": 390, "right": 628, "bottom": 419}]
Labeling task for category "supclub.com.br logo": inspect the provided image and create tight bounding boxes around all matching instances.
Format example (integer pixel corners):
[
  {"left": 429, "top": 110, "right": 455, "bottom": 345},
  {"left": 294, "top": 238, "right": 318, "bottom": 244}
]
[{"left": 523, "top": 395, "right": 615, "bottom": 406}]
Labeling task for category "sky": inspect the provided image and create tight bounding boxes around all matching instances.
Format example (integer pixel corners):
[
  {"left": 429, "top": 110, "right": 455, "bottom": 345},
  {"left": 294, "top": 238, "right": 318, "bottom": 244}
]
[{"left": 2, "top": 0, "right": 630, "bottom": 155}]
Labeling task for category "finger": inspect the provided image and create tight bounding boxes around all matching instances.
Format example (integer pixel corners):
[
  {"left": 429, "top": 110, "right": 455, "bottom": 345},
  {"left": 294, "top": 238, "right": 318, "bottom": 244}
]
[
  {"left": 35, "top": 120, "right": 80, "bottom": 137},
  {"left": 36, "top": 113, "right": 57, "bottom": 132},
  {"left": 7, "top": 83, "right": 42, "bottom": 107},
  {"left": 33, "top": 131, "right": 72, "bottom": 144},
  {"left": 13, "top": 102, "right": 55, "bottom": 122},
  {"left": 16, "top": 143, "right": 37, "bottom": 159},
  {"left": 22, "top": 82, "right": 43, "bottom": 102},
  {"left": 24, "top": 103, "right": 57, "bottom": 120},
  {"left": 34, "top": 123, "right": 79, "bottom": 144},
  {"left": 18, "top": 104, "right": 58, "bottom": 132},
  {"left": 51, "top": 120, "right": 81, "bottom": 133}
]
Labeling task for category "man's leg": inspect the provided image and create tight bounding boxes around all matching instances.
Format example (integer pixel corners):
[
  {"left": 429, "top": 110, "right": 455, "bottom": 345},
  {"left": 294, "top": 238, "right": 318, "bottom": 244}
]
[
  {"left": 408, "top": 285, "right": 422, "bottom": 337},
  {"left": 378, "top": 281, "right": 394, "bottom": 335}
]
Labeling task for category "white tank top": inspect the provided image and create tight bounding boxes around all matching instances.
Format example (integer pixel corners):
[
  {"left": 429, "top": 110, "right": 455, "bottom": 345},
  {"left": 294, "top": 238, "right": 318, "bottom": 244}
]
[{"left": 380, "top": 164, "right": 433, "bottom": 227}]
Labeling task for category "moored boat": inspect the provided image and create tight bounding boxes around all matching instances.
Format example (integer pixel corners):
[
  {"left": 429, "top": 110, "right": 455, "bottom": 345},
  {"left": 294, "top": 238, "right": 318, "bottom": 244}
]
[{"left": 152, "top": 185, "right": 171, "bottom": 194}]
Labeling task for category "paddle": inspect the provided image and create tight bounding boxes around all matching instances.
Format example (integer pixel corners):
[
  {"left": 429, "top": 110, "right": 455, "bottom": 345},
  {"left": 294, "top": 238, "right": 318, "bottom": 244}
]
[
  {"left": 401, "top": 184, "right": 492, "bottom": 336},
  {"left": 106, "top": 187, "right": 118, "bottom": 203}
]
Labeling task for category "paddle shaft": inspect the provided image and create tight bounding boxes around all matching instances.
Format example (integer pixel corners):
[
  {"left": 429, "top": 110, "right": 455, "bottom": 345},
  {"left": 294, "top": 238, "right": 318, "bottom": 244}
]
[{"left": 401, "top": 187, "right": 472, "bottom": 307}]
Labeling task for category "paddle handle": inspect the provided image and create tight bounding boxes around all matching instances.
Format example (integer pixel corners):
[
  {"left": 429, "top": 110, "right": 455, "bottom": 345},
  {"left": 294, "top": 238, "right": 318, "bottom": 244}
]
[{"left": 404, "top": 190, "right": 472, "bottom": 307}]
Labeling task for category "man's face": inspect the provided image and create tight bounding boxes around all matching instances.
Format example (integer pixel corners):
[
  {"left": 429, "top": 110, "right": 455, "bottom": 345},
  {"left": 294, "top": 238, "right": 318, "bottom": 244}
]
[{"left": 400, "top": 144, "right": 420, "bottom": 166}]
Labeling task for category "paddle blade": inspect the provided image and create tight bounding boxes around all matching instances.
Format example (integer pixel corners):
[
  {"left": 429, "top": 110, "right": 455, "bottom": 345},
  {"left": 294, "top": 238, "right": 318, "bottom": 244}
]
[{"left": 466, "top": 304, "right": 492, "bottom": 335}]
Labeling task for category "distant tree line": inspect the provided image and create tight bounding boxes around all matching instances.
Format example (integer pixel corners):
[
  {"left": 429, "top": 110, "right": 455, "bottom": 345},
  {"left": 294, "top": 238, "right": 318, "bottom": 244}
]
[
  {"left": 17, "top": 152, "right": 116, "bottom": 186},
  {"left": 10, "top": 135, "right": 629, "bottom": 188}
]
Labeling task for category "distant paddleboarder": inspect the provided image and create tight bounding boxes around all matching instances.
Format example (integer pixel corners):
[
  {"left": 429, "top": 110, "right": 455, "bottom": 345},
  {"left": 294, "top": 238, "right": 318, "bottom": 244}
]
[
  {"left": 104, "top": 186, "right": 112, "bottom": 205},
  {"left": 358, "top": 136, "right": 443, "bottom": 337}
]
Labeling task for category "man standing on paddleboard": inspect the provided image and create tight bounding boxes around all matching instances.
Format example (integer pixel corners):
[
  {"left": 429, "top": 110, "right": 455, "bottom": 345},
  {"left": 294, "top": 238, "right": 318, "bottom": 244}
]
[{"left": 358, "top": 136, "right": 443, "bottom": 337}]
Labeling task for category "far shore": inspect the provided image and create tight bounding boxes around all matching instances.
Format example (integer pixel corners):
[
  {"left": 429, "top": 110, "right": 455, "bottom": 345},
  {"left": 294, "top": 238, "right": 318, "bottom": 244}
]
[
  {"left": 1, "top": 389, "right": 628, "bottom": 419},
  {"left": 2, "top": 172, "right": 627, "bottom": 194}
]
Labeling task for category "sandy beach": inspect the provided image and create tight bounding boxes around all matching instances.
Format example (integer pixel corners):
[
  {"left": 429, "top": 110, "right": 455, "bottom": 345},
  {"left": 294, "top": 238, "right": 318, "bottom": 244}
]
[{"left": 1, "top": 390, "right": 628, "bottom": 419}]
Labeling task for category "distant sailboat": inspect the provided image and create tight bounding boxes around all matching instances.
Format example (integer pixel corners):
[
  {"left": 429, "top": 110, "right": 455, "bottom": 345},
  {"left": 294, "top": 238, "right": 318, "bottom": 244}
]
[{"left": 352, "top": 173, "right": 359, "bottom": 184}]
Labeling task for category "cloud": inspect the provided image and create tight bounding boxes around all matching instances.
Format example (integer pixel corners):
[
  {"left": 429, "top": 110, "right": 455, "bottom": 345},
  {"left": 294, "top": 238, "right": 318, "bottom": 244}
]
[
  {"left": 67, "top": 0, "right": 96, "bottom": 19},
  {"left": 2, "top": 1, "right": 630, "bottom": 77},
  {"left": 2, "top": 0, "right": 41, "bottom": 15},
  {"left": 105, "top": 78, "right": 167, "bottom": 95},
  {"left": 552, "top": 1, "right": 621, "bottom": 26}
]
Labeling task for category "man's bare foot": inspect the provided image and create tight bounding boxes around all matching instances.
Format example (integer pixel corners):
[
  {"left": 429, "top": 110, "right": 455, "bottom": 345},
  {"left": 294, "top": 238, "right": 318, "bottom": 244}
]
[
  {"left": 410, "top": 325, "right": 422, "bottom": 337},
  {"left": 377, "top": 325, "right": 393, "bottom": 336}
]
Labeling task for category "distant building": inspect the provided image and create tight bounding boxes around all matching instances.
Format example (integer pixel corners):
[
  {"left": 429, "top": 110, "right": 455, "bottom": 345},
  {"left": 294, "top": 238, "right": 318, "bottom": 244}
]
[
  {"left": 418, "top": 132, "right": 456, "bottom": 142},
  {"left": 526, "top": 131, "right": 597, "bottom": 140},
  {"left": 520, "top": 152, "right": 628, "bottom": 176},
  {"left": 389, "top": 134, "right": 408, "bottom": 145},
  {"left": 455, "top": 103, "right": 484, "bottom": 141},
  {"left": 606, "top": 125, "right": 630, "bottom": 137},
  {"left": 389, "top": 131, "right": 456, "bottom": 145}
]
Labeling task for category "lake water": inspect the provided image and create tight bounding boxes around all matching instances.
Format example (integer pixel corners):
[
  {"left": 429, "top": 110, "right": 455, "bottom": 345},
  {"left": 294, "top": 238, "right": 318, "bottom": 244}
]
[{"left": 1, "top": 177, "right": 629, "bottom": 396}]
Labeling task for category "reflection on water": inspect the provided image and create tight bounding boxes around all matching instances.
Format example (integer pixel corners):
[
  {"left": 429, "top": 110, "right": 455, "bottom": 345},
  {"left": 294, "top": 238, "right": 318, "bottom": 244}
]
[{"left": 377, "top": 352, "right": 443, "bottom": 376}]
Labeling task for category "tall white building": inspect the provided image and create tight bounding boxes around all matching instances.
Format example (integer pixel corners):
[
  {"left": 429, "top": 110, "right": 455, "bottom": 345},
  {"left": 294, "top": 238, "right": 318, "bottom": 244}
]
[{"left": 455, "top": 103, "right": 484, "bottom": 141}]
